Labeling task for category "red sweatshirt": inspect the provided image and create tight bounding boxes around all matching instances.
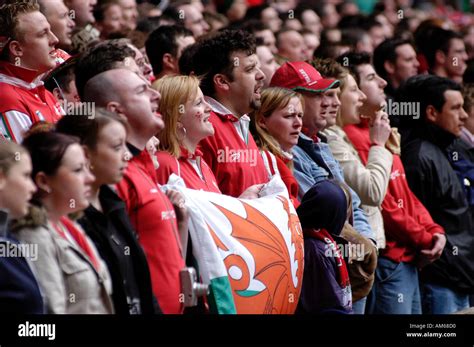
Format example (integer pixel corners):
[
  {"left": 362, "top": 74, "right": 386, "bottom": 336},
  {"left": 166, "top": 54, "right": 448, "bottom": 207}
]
[
  {"left": 0, "top": 62, "right": 63, "bottom": 142},
  {"left": 155, "top": 147, "right": 221, "bottom": 193},
  {"left": 116, "top": 147, "right": 185, "bottom": 314},
  {"left": 199, "top": 108, "right": 269, "bottom": 197},
  {"left": 344, "top": 121, "right": 444, "bottom": 263}
]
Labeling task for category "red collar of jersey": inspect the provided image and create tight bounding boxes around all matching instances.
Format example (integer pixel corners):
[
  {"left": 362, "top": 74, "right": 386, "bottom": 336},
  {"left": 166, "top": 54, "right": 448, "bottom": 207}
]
[
  {"left": 217, "top": 112, "right": 239, "bottom": 123},
  {"left": 359, "top": 117, "right": 370, "bottom": 128},
  {"left": 301, "top": 127, "right": 319, "bottom": 143},
  {"left": 0, "top": 60, "right": 42, "bottom": 84},
  {"left": 179, "top": 146, "right": 203, "bottom": 160}
]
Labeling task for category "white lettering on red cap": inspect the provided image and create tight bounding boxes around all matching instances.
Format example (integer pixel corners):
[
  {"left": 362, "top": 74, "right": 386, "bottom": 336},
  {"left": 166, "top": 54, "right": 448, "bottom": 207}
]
[{"left": 299, "top": 69, "right": 312, "bottom": 83}]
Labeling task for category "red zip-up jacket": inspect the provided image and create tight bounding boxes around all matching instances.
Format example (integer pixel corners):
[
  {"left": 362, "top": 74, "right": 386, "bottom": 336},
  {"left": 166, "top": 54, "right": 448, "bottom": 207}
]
[
  {"left": 199, "top": 104, "right": 269, "bottom": 197},
  {"left": 155, "top": 147, "right": 221, "bottom": 193},
  {"left": 261, "top": 151, "right": 300, "bottom": 208},
  {"left": 344, "top": 121, "right": 444, "bottom": 263},
  {"left": 0, "top": 61, "right": 63, "bottom": 142},
  {"left": 116, "top": 146, "right": 185, "bottom": 314}
]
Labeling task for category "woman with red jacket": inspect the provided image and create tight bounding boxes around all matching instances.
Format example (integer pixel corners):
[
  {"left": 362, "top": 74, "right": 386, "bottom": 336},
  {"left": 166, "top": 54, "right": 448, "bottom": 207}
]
[{"left": 153, "top": 75, "right": 263, "bottom": 198}]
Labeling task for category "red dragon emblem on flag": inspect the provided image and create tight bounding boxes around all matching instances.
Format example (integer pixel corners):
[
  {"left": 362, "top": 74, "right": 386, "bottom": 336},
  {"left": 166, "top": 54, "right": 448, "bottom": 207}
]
[{"left": 207, "top": 196, "right": 304, "bottom": 314}]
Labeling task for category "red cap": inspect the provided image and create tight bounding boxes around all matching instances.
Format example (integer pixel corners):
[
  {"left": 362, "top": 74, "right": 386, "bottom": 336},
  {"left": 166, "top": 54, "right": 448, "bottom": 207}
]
[{"left": 270, "top": 61, "right": 340, "bottom": 93}]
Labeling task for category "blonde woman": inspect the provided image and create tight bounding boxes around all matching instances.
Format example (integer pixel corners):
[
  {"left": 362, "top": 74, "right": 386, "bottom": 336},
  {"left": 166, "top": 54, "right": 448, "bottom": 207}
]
[
  {"left": 250, "top": 87, "right": 304, "bottom": 207},
  {"left": 153, "top": 75, "right": 262, "bottom": 198}
]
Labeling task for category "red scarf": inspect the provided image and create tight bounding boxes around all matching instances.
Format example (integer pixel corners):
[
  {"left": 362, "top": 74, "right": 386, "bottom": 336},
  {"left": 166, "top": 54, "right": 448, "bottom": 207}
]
[
  {"left": 53, "top": 217, "right": 100, "bottom": 272},
  {"left": 304, "top": 228, "right": 350, "bottom": 289},
  {"left": 301, "top": 127, "right": 319, "bottom": 143}
]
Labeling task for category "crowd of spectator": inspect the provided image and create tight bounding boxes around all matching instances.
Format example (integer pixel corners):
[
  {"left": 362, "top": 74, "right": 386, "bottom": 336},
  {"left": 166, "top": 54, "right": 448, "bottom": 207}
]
[{"left": 0, "top": 0, "right": 473, "bottom": 315}]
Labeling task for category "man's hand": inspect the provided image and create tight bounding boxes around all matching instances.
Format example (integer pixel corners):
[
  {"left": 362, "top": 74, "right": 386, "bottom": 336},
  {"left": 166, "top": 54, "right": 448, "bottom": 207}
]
[
  {"left": 239, "top": 184, "right": 265, "bottom": 199},
  {"left": 165, "top": 189, "right": 188, "bottom": 222},
  {"left": 420, "top": 233, "right": 446, "bottom": 262}
]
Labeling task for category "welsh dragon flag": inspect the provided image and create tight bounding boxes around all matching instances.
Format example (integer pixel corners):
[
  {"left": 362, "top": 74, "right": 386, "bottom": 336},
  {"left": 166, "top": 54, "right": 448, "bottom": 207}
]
[{"left": 163, "top": 175, "right": 304, "bottom": 314}]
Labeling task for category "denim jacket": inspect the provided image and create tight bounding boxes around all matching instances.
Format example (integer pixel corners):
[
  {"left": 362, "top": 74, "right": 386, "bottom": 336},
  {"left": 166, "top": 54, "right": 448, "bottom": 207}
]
[{"left": 293, "top": 133, "right": 375, "bottom": 241}]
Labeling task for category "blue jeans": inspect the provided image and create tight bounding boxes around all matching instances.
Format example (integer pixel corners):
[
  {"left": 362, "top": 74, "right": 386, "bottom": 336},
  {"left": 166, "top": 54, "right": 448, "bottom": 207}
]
[
  {"left": 352, "top": 296, "right": 367, "bottom": 314},
  {"left": 366, "top": 257, "right": 421, "bottom": 314},
  {"left": 421, "top": 282, "right": 469, "bottom": 314}
]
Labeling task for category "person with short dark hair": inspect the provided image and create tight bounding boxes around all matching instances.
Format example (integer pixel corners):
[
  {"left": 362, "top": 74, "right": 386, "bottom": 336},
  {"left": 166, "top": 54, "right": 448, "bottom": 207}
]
[
  {"left": 0, "top": 0, "right": 63, "bottom": 143},
  {"left": 373, "top": 38, "right": 420, "bottom": 99},
  {"left": 294, "top": 5, "right": 322, "bottom": 36},
  {"left": 421, "top": 27, "right": 468, "bottom": 84},
  {"left": 315, "top": 2, "right": 340, "bottom": 29},
  {"left": 214, "top": 0, "right": 247, "bottom": 23},
  {"left": 93, "top": 0, "right": 125, "bottom": 39},
  {"left": 64, "top": 0, "right": 97, "bottom": 28},
  {"left": 243, "top": 21, "right": 277, "bottom": 55},
  {"left": 275, "top": 28, "right": 306, "bottom": 63},
  {"left": 340, "top": 28, "right": 374, "bottom": 55},
  {"left": 255, "top": 37, "right": 279, "bottom": 87},
  {"left": 74, "top": 39, "right": 140, "bottom": 100},
  {"left": 260, "top": 5, "right": 282, "bottom": 33},
  {"left": 203, "top": 10, "right": 228, "bottom": 32},
  {"left": 178, "top": 42, "right": 199, "bottom": 76},
  {"left": 172, "top": 0, "right": 209, "bottom": 38},
  {"left": 301, "top": 29, "right": 320, "bottom": 61},
  {"left": 397, "top": 75, "right": 473, "bottom": 314},
  {"left": 117, "top": 0, "right": 138, "bottom": 31},
  {"left": 44, "top": 57, "right": 79, "bottom": 104},
  {"left": 186, "top": 29, "right": 270, "bottom": 197},
  {"left": 364, "top": 16, "right": 385, "bottom": 49},
  {"left": 313, "top": 40, "right": 350, "bottom": 60},
  {"left": 37, "top": 0, "right": 75, "bottom": 52},
  {"left": 145, "top": 25, "right": 195, "bottom": 80}
]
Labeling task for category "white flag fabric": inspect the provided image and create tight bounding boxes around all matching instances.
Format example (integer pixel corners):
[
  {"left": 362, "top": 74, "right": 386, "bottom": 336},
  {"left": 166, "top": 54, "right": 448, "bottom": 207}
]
[{"left": 162, "top": 175, "right": 304, "bottom": 314}]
